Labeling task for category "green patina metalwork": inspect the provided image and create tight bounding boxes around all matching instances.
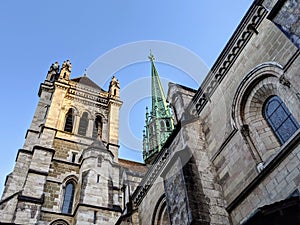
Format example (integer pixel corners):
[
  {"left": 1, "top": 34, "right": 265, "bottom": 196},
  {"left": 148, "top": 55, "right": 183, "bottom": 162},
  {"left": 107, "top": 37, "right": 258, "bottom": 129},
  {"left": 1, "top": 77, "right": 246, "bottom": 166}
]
[{"left": 143, "top": 52, "right": 174, "bottom": 164}]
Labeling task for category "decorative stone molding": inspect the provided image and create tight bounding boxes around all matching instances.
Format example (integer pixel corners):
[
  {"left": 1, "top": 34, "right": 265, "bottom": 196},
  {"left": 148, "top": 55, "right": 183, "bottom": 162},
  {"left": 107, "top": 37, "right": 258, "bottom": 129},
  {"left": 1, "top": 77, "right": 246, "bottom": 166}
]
[
  {"left": 279, "top": 74, "right": 291, "bottom": 88},
  {"left": 65, "top": 95, "right": 108, "bottom": 108},
  {"left": 38, "top": 83, "right": 54, "bottom": 97},
  {"left": 189, "top": 4, "right": 267, "bottom": 116},
  {"left": 54, "top": 81, "right": 69, "bottom": 90},
  {"left": 231, "top": 62, "right": 284, "bottom": 129},
  {"left": 68, "top": 88, "right": 108, "bottom": 104}
]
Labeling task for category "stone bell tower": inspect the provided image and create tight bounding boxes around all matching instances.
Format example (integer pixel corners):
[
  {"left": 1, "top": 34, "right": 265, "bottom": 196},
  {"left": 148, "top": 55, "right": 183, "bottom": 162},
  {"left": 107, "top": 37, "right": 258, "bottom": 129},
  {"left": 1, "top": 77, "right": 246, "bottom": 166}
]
[{"left": 0, "top": 60, "right": 124, "bottom": 225}]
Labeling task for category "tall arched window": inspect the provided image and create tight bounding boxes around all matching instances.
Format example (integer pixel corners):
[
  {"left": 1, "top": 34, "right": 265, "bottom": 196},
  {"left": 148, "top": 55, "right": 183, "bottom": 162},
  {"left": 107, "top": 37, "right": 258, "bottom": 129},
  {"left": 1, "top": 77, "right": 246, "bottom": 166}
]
[
  {"left": 78, "top": 112, "right": 88, "bottom": 136},
  {"left": 264, "top": 95, "right": 299, "bottom": 144},
  {"left": 92, "top": 116, "right": 103, "bottom": 139},
  {"left": 62, "top": 181, "right": 75, "bottom": 214},
  {"left": 64, "top": 108, "right": 74, "bottom": 132}
]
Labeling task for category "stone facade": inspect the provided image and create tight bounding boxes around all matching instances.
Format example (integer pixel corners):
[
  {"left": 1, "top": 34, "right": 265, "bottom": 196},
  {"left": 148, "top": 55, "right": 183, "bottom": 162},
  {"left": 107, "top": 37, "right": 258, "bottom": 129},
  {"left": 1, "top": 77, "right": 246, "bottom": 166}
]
[
  {"left": 0, "top": 63, "right": 147, "bottom": 225},
  {"left": 1, "top": 0, "right": 300, "bottom": 225},
  {"left": 117, "top": 0, "right": 300, "bottom": 225}
]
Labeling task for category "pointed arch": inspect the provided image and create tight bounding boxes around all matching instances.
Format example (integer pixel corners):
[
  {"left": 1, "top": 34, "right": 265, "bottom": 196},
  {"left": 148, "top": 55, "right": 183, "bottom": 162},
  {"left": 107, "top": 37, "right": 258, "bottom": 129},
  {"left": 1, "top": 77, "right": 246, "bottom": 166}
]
[
  {"left": 62, "top": 180, "right": 75, "bottom": 214},
  {"left": 64, "top": 108, "right": 75, "bottom": 132},
  {"left": 152, "top": 194, "right": 170, "bottom": 225},
  {"left": 92, "top": 115, "right": 103, "bottom": 139},
  {"left": 231, "top": 62, "right": 300, "bottom": 162},
  {"left": 78, "top": 111, "right": 89, "bottom": 136}
]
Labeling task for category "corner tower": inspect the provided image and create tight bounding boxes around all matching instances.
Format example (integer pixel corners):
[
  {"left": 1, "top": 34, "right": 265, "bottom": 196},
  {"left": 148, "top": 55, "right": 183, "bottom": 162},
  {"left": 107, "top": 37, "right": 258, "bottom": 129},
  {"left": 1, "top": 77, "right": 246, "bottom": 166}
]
[
  {"left": 143, "top": 53, "right": 174, "bottom": 164},
  {"left": 0, "top": 60, "right": 124, "bottom": 225}
]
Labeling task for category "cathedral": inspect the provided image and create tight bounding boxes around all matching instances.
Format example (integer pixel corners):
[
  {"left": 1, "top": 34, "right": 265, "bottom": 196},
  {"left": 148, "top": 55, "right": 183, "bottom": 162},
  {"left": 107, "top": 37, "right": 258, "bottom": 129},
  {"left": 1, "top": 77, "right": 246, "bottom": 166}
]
[{"left": 1, "top": 0, "right": 300, "bottom": 224}]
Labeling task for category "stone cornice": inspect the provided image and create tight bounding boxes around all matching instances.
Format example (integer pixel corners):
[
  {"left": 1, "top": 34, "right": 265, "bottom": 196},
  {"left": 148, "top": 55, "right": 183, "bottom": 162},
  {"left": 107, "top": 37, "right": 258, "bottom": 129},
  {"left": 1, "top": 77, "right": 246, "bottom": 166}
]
[
  {"left": 32, "top": 145, "right": 55, "bottom": 154},
  {"left": 108, "top": 98, "right": 123, "bottom": 107},
  {"left": 16, "top": 149, "right": 33, "bottom": 162},
  {"left": 54, "top": 81, "right": 70, "bottom": 90},
  {"left": 28, "top": 169, "right": 48, "bottom": 176},
  {"left": 0, "top": 191, "right": 22, "bottom": 206},
  {"left": 65, "top": 94, "right": 108, "bottom": 108},
  {"left": 24, "top": 129, "right": 39, "bottom": 139},
  {"left": 18, "top": 194, "right": 44, "bottom": 205},
  {"left": 67, "top": 87, "right": 108, "bottom": 104},
  {"left": 38, "top": 82, "right": 54, "bottom": 97},
  {"left": 69, "top": 80, "right": 107, "bottom": 95},
  {"left": 188, "top": 3, "right": 267, "bottom": 115}
]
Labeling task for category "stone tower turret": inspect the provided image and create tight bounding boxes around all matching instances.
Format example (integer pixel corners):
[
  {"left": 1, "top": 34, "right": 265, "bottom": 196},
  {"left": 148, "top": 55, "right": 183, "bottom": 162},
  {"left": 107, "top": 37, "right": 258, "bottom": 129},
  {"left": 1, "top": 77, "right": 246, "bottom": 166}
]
[
  {"left": 58, "top": 60, "right": 72, "bottom": 81},
  {"left": 0, "top": 60, "right": 125, "bottom": 224},
  {"left": 107, "top": 76, "right": 122, "bottom": 162}
]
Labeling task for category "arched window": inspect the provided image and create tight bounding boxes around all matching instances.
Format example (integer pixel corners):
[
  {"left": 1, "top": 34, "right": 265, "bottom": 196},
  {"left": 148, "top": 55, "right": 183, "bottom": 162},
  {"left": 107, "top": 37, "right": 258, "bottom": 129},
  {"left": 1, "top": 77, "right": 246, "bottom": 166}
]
[
  {"left": 152, "top": 195, "right": 170, "bottom": 225},
  {"left": 64, "top": 109, "right": 74, "bottom": 132},
  {"left": 264, "top": 96, "right": 299, "bottom": 144},
  {"left": 92, "top": 116, "right": 103, "bottom": 139},
  {"left": 78, "top": 112, "right": 89, "bottom": 136},
  {"left": 62, "top": 182, "right": 75, "bottom": 214}
]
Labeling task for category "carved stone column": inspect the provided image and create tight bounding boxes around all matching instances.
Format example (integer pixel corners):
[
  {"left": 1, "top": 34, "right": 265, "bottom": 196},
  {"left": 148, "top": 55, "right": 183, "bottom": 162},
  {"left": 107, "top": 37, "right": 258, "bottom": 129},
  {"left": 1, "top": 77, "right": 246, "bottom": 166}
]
[{"left": 240, "top": 124, "right": 263, "bottom": 170}]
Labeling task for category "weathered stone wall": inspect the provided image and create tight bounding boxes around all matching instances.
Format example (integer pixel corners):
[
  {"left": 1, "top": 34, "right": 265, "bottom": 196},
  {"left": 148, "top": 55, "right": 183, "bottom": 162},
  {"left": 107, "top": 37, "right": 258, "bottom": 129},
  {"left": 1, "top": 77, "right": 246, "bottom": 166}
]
[
  {"left": 1, "top": 150, "right": 32, "bottom": 200},
  {"left": 231, "top": 144, "right": 300, "bottom": 224},
  {"left": 135, "top": 83, "right": 229, "bottom": 225},
  {"left": 203, "top": 17, "right": 298, "bottom": 161},
  {"left": 203, "top": 14, "right": 296, "bottom": 189},
  {"left": 167, "top": 83, "right": 196, "bottom": 121},
  {"left": 197, "top": 2, "right": 300, "bottom": 224},
  {"left": 53, "top": 138, "right": 84, "bottom": 161},
  {"left": 213, "top": 132, "right": 258, "bottom": 203},
  {"left": 14, "top": 202, "right": 42, "bottom": 224},
  {"left": 138, "top": 177, "right": 165, "bottom": 225},
  {"left": 39, "top": 213, "right": 73, "bottom": 225},
  {"left": 74, "top": 206, "right": 120, "bottom": 225},
  {"left": 271, "top": 0, "right": 300, "bottom": 49}
]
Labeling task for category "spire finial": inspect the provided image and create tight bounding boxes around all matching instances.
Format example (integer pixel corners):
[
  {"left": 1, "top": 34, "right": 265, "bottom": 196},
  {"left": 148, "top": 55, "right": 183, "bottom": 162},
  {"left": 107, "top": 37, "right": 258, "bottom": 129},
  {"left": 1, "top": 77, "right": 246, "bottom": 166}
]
[
  {"left": 84, "top": 69, "right": 87, "bottom": 77},
  {"left": 148, "top": 49, "right": 155, "bottom": 62}
]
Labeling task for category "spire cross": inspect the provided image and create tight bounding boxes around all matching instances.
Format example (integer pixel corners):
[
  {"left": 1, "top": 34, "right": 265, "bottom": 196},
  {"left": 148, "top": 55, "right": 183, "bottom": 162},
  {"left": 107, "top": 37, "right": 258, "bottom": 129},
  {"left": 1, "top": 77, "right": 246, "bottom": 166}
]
[{"left": 148, "top": 49, "right": 155, "bottom": 62}]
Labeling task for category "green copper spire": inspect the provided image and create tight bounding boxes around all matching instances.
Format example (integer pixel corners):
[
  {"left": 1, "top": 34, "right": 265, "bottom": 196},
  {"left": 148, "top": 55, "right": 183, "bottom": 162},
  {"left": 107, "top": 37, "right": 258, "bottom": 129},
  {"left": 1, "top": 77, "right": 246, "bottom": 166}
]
[{"left": 143, "top": 51, "right": 174, "bottom": 164}]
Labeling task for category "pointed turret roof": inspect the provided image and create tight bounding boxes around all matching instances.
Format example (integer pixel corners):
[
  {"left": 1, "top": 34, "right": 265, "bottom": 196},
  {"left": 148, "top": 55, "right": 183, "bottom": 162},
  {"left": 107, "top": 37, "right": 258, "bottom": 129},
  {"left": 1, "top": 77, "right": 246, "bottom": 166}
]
[
  {"left": 149, "top": 53, "right": 171, "bottom": 118},
  {"left": 143, "top": 52, "right": 174, "bottom": 164}
]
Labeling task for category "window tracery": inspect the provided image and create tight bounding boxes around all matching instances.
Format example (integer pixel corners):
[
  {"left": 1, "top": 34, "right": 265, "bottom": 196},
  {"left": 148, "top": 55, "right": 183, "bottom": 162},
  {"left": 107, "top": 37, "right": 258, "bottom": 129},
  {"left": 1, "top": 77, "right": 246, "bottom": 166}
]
[{"left": 263, "top": 95, "right": 299, "bottom": 144}]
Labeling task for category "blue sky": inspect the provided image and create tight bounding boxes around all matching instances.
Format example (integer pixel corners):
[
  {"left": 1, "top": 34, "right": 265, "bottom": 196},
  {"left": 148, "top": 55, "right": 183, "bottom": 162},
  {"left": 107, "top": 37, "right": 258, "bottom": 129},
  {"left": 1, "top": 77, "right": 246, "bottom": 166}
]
[{"left": 0, "top": 0, "right": 253, "bottom": 195}]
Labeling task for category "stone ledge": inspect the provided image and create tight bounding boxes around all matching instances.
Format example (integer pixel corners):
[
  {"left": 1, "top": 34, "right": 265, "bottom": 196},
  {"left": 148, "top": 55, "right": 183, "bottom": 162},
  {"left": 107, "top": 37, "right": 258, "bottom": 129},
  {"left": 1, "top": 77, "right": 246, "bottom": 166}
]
[
  {"left": 28, "top": 169, "right": 48, "bottom": 177},
  {"left": 18, "top": 194, "right": 44, "bottom": 205}
]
